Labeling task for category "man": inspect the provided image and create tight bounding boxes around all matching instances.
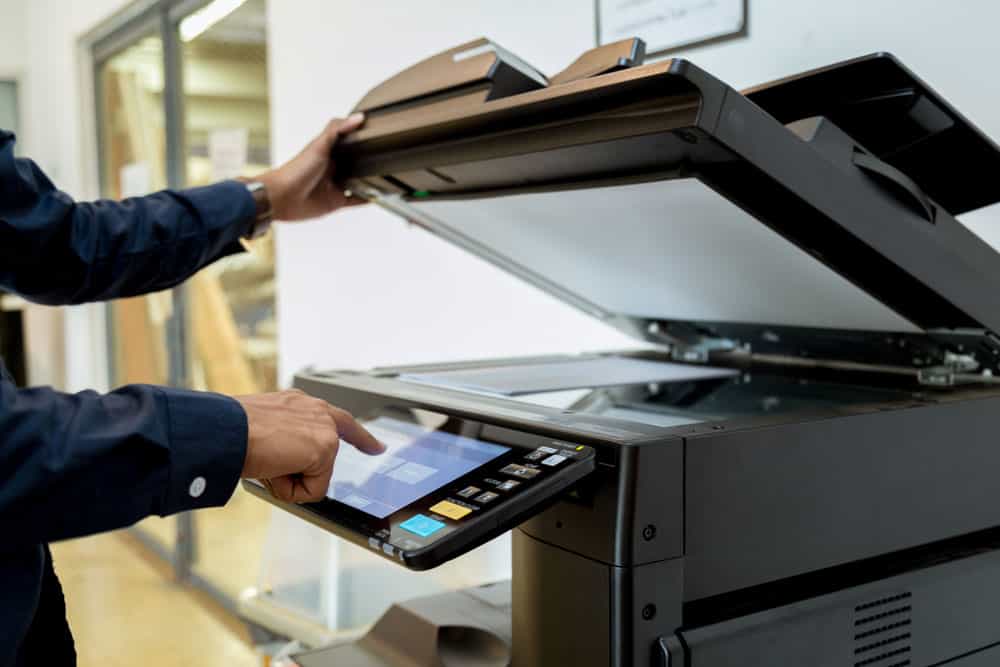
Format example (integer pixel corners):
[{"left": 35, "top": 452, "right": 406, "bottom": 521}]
[{"left": 0, "top": 113, "right": 383, "bottom": 665}]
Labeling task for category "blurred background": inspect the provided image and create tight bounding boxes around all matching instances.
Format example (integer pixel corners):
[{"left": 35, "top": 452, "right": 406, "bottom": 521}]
[{"left": 3, "top": 0, "right": 1000, "bottom": 664}]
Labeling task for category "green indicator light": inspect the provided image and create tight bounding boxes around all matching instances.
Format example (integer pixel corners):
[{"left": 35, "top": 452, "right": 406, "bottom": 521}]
[{"left": 412, "top": 190, "right": 431, "bottom": 198}]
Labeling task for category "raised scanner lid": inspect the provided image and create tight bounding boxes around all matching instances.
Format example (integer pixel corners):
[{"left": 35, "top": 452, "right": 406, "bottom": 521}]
[
  {"left": 402, "top": 179, "right": 919, "bottom": 333},
  {"left": 337, "top": 44, "right": 1000, "bottom": 365}
]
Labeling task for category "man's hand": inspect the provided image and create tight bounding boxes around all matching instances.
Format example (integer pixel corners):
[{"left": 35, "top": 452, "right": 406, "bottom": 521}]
[
  {"left": 258, "top": 113, "right": 366, "bottom": 222},
  {"left": 235, "top": 390, "right": 384, "bottom": 503}
]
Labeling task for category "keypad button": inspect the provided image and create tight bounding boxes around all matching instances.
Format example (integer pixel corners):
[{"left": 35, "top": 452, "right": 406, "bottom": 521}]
[
  {"left": 542, "top": 454, "right": 568, "bottom": 467},
  {"left": 457, "top": 486, "right": 481, "bottom": 498},
  {"left": 475, "top": 491, "right": 500, "bottom": 504},
  {"left": 501, "top": 463, "right": 542, "bottom": 480},
  {"left": 526, "top": 445, "right": 559, "bottom": 461},
  {"left": 400, "top": 514, "right": 447, "bottom": 537},
  {"left": 430, "top": 500, "right": 474, "bottom": 520}
]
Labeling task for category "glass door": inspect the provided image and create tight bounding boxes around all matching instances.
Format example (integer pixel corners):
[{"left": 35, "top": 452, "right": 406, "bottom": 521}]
[
  {"left": 175, "top": 0, "right": 275, "bottom": 599},
  {"left": 96, "top": 32, "right": 178, "bottom": 553}
]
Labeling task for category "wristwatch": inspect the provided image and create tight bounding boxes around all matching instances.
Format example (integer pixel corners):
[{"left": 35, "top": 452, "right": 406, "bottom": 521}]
[{"left": 241, "top": 180, "right": 273, "bottom": 240}]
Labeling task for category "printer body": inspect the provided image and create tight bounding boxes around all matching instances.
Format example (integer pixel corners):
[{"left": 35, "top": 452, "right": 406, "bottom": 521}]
[{"left": 275, "top": 40, "right": 1000, "bottom": 666}]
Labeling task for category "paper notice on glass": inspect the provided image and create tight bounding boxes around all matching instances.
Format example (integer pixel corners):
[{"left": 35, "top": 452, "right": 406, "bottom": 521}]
[
  {"left": 209, "top": 127, "right": 249, "bottom": 180},
  {"left": 597, "top": 0, "right": 745, "bottom": 53},
  {"left": 120, "top": 162, "right": 152, "bottom": 197},
  {"left": 401, "top": 356, "right": 738, "bottom": 396}
]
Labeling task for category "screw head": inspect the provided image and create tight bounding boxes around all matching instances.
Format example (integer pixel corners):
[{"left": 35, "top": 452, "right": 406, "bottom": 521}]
[
  {"left": 642, "top": 604, "right": 657, "bottom": 620},
  {"left": 642, "top": 525, "right": 657, "bottom": 541}
]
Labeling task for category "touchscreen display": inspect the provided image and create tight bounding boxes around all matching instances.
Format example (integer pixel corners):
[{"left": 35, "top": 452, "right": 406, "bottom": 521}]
[{"left": 328, "top": 416, "right": 510, "bottom": 519}]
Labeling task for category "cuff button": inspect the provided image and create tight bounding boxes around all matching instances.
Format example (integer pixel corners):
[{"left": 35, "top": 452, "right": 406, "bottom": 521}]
[{"left": 189, "top": 476, "right": 207, "bottom": 498}]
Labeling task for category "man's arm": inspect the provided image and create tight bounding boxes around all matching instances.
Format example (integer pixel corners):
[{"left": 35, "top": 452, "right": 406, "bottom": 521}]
[
  {"left": 0, "top": 379, "right": 247, "bottom": 545},
  {"left": 0, "top": 114, "right": 363, "bottom": 305},
  {"left": 0, "top": 375, "right": 384, "bottom": 546},
  {"left": 0, "top": 131, "right": 257, "bottom": 305}
]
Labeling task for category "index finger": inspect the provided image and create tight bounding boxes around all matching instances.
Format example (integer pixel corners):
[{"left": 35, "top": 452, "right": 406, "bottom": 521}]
[{"left": 327, "top": 406, "right": 385, "bottom": 455}]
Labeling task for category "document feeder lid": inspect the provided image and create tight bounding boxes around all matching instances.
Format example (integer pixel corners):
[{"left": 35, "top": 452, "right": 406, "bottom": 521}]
[{"left": 335, "top": 41, "right": 1000, "bottom": 374}]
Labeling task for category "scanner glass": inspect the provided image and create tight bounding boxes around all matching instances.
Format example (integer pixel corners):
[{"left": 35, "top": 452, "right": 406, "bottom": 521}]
[
  {"left": 508, "top": 369, "right": 919, "bottom": 428},
  {"left": 401, "top": 178, "right": 920, "bottom": 333}
]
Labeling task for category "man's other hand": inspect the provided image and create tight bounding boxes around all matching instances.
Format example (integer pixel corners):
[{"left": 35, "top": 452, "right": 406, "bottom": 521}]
[
  {"left": 258, "top": 113, "right": 366, "bottom": 222},
  {"left": 235, "top": 390, "right": 384, "bottom": 503}
]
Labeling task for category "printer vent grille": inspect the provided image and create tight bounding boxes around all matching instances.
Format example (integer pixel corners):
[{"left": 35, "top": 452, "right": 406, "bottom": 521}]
[{"left": 852, "top": 592, "right": 912, "bottom": 667}]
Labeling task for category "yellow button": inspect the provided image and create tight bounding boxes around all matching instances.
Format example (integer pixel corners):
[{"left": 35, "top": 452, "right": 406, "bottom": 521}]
[{"left": 430, "top": 500, "right": 473, "bottom": 520}]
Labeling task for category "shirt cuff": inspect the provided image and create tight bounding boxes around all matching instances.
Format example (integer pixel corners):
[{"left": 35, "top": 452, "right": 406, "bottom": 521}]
[
  {"left": 157, "top": 387, "right": 248, "bottom": 515},
  {"left": 178, "top": 179, "right": 257, "bottom": 245}
]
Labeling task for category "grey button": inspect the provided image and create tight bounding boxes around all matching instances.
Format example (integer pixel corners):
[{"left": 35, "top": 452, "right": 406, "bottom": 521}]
[{"left": 189, "top": 476, "right": 207, "bottom": 498}]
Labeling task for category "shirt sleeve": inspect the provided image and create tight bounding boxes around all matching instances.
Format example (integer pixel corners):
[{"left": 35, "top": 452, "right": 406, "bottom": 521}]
[
  {"left": 0, "top": 376, "right": 248, "bottom": 546},
  {"left": 0, "top": 129, "right": 256, "bottom": 305}
]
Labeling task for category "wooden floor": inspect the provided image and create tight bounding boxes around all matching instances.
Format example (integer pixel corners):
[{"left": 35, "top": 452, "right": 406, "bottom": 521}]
[{"left": 51, "top": 526, "right": 262, "bottom": 666}]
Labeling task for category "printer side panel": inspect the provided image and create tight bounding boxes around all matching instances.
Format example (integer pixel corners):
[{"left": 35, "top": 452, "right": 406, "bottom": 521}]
[
  {"left": 667, "top": 547, "right": 1000, "bottom": 666},
  {"left": 683, "top": 396, "right": 1000, "bottom": 602},
  {"left": 519, "top": 437, "right": 685, "bottom": 566},
  {"left": 515, "top": 437, "right": 687, "bottom": 667}
]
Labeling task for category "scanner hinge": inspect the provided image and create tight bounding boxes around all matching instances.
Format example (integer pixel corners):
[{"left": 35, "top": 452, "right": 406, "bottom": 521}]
[
  {"left": 647, "top": 322, "right": 741, "bottom": 363},
  {"left": 916, "top": 351, "right": 980, "bottom": 387},
  {"left": 671, "top": 339, "right": 742, "bottom": 364}
]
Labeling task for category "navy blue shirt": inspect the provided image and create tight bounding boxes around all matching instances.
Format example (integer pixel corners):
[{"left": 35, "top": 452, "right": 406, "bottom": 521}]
[{"left": 0, "top": 129, "right": 255, "bottom": 665}]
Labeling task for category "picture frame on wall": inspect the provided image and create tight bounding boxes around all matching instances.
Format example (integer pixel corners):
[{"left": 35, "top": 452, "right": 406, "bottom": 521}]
[{"left": 596, "top": 0, "right": 748, "bottom": 56}]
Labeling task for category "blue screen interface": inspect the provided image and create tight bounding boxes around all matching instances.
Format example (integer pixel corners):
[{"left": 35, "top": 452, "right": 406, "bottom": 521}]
[{"left": 328, "top": 416, "right": 510, "bottom": 519}]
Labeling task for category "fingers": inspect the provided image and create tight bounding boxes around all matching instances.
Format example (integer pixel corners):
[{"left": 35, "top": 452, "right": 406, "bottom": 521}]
[
  {"left": 268, "top": 466, "right": 333, "bottom": 503},
  {"left": 319, "top": 112, "right": 365, "bottom": 151},
  {"left": 327, "top": 405, "right": 385, "bottom": 455}
]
